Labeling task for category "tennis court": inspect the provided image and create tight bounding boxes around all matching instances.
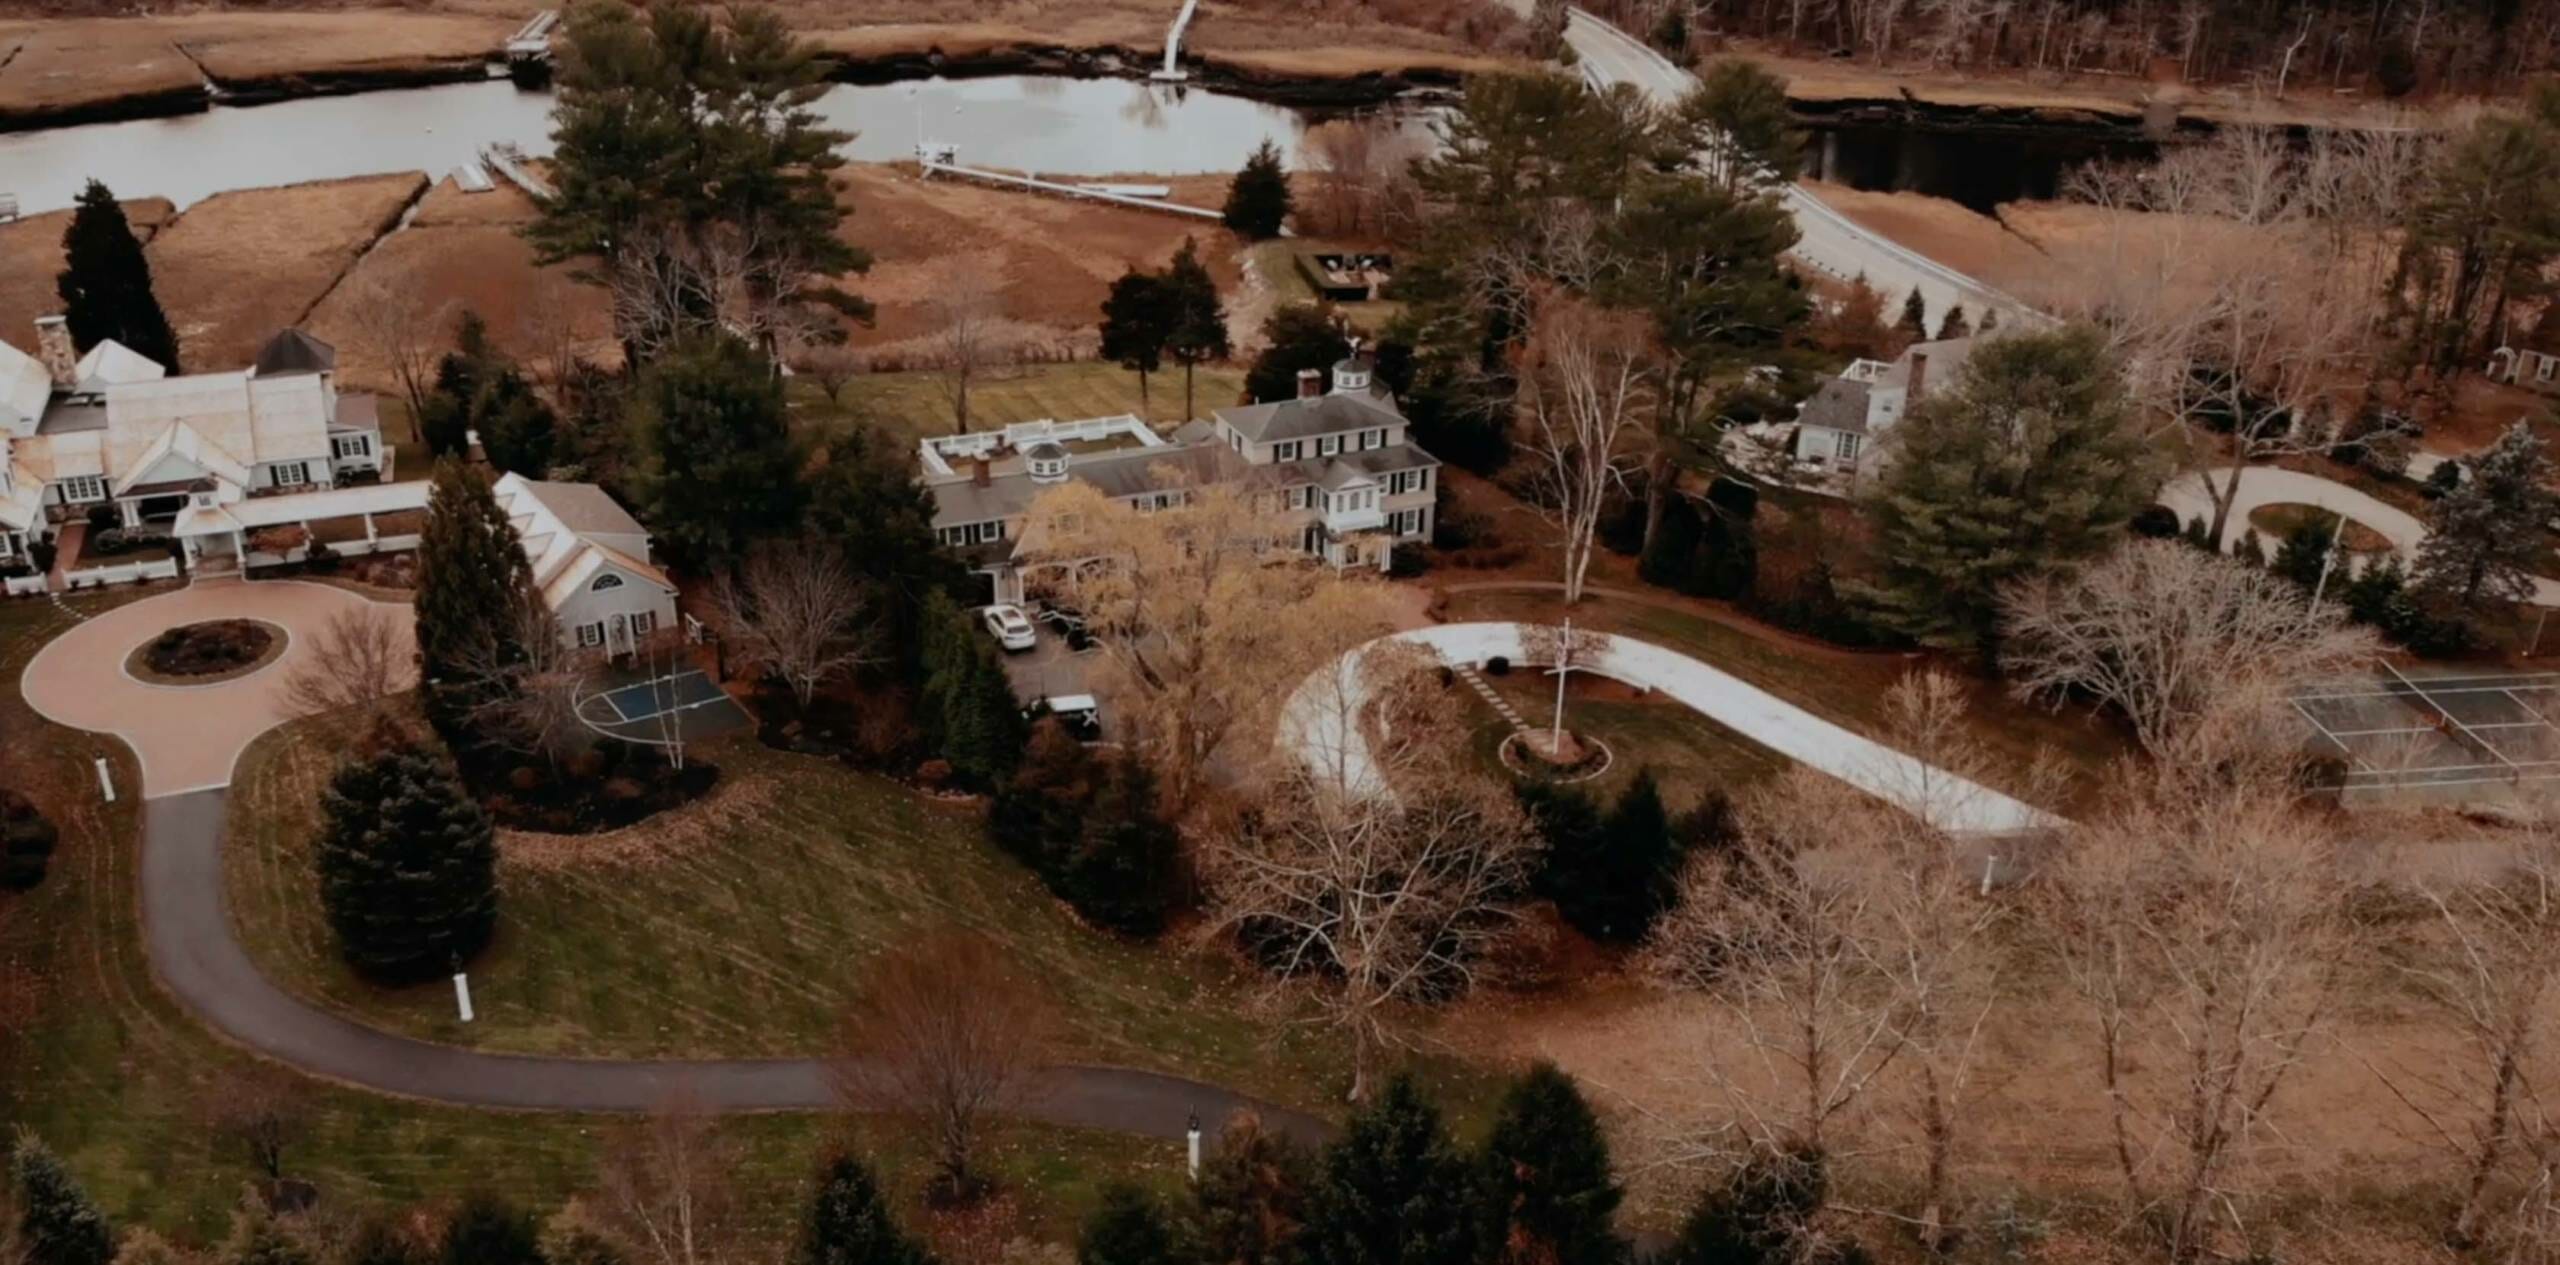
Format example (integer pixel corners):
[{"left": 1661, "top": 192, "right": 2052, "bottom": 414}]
[
  {"left": 2293, "top": 667, "right": 2560, "bottom": 790},
  {"left": 576, "top": 669, "right": 753, "bottom": 745}
]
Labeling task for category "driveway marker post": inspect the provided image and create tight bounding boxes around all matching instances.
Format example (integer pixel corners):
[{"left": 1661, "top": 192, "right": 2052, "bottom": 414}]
[
  {"left": 1186, "top": 1112, "right": 1201, "bottom": 1178},
  {"left": 1980, "top": 854, "right": 1996, "bottom": 896},
  {"left": 454, "top": 972, "right": 475, "bottom": 1023},
  {"left": 94, "top": 758, "right": 113, "bottom": 803}
]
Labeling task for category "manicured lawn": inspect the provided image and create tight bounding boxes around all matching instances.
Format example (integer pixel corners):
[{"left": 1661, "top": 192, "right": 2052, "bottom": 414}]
[
  {"left": 224, "top": 723, "right": 1494, "bottom": 1120},
  {"left": 810, "top": 360, "right": 1250, "bottom": 448},
  {"left": 2247, "top": 502, "right": 2394, "bottom": 554},
  {"left": 1438, "top": 587, "right": 2134, "bottom": 812},
  {"left": 1464, "top": 670, "right": 1789, "bottom": 813},
  {"left": 0, "top": 595, "right": 1242, "bottom": 1246}
]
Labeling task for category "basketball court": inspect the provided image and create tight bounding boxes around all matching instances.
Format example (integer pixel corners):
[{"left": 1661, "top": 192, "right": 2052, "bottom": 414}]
[
  {"left": 575, "top": 669, "right": 753, "bottom": 745},
  {"left": 2293, "top": 666, "right": 2560, "bottom": 792}
]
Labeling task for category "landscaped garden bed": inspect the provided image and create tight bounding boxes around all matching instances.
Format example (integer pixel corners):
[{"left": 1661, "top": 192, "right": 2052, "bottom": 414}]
[
  {"left": 124, "top": 618, "right": 285, "bottom": 685},
  {"left": 2247, "top": 502, "right": 2395, "bottom": 553}
]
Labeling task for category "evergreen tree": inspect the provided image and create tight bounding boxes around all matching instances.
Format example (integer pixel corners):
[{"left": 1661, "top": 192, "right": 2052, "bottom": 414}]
[
  {"left": 2182, "top": 515, "right": 2211, "bottom": 551},
  {"left": 415, "top": 460, "right": 536, "bottom": 726},
  {"left": 1637, "top": 489, "right": 1705, "bottom": 593},
  {"left": 918, "top": 591, "right": 1027, "bottom": 789},
  {"left": 440, "top": 1195, "right": 543, "bottom": 1265},
  {"left": 803, "top": 423, "right": 961, "bottom": 672},
  {"left": 2418, "top": 418, "right": 2560, "bottom": 608},
  {"left": 12, "top": 1136, "right": 112, "bottom": 1265},
  {"left": 1223, "top": 139, "right": 1294, "bottom": 240},
  {"left": 1540, "top": 769, "right": 1681, "bottom": 945},
  {"left": 1934, "top": 303, "right": 1970, "bottom": 340},
  {"left": 1855, "top": 325, "right": 2160, "bottom": 659},
  {"left": 2271, "top": 518, "right": 2337, "bottom": 591},
  {"left": 1516, "top": 781, "right": 1604, "bottom": 864},
  {"left": 1161, "top": 238, "right": 1232, "bottom": 421},
  {"left": 1698, "top": 478, "right": 1759, "bottom": 600},
  {"left": 421, "top": 312, "right": 558, "bottom": 475},
  {"left": 1078, "top": 1184, "right": 1182, "bottom": 1265},
  {"left": 1476, "top": 1063, "right": 1625, "bottom": 1265},
  {"left": 1243, "top": 304, "right": 1349, "bottom": 403},
  {"left": 1977, "top": 307, "right": 2000, "bottom": 334},
  {"left": 1068, "top": 751, "right": 1182, "bottom": 937},
  {"left": 2234, "top": 526, "right": 2267, "bottom": 568},
  {"left": 1191, "top": 1114, "right": 1314, "bottom": 1265},
  {"left": 1301, "top": 1076, "right": 1477, "bottom": 1265},
  {"left": 55, "top": 179, "right": 179, "bottom": 371},
  {"left": 316, "top": 733, "right": 499, "bottom": 984},
  {"left": 793, "top": 1153, "right": 932, "bottom": 1265},
  {"left": 1894, "top": 288, "right": 1929, "bottom": 346},
  {"left": 625, "top": 333, "right": 809, "bottom": 569},
  {"left": 1659, "top": 1147, "right": 1837, "bottom": 1265},
  {"left": 1677, "top": 60, "right": 1801, "bottom": 193},
  {"left": 530, "top": 1, "right": 870, "bottom": 359},
  {"left": 1099, "top": 267, "right": 1174, "bottom": 413}
]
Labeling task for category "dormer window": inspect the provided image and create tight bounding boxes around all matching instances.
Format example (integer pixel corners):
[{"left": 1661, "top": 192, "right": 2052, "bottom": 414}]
[
  {"left": 592, "top": 572, "right": 625, "bottom": 593},
  {"left": 1025, "top": 441, "right": 1071, "bottom": 484}
]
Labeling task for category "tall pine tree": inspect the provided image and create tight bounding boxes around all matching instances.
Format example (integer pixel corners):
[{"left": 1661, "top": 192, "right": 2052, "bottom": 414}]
[
  {"left": 439, "top": 1195, "right": 542, "bottom": 1265},
  {"left": 316, "top": 732, "right": 500, "bottom": 984},
  {"left": 1161, "top": 238, "right": 1231, "bottom": 421},
  {"left": 415, "top": 460, "right": 536, "bottom": 730},
  {"left": 1099, "top": 267, "right": 1174, "bottom": 413},
  {"left": 1476, "top": 1063, "right": 1625, "bottom": 1265},
  {"left": 56, "top": 179, "right": 180, "bottom": 371},
  {"left": 792, "top": 1153, "right": 932, "bottom": 1265},
  {"left": 2417, "top": 418, "right": 2559, "bottom": 608},
  {"left": 917, "top": 591, "right": 1026, "bottom": 789},
  {"left": 1855, "top": 325, "right": 2159, "bottom": 659},
  {"left": 1301, "top": 1076, "right": 1477, "bottom": 1265},
  {"left": 625, "top": 333, "right": 809, "bottom": 569},
  {"left": 1223, "top": 139, "right": 1294, "bottom": 240},
  {"left": 1078, "top": 1184, "right": 1183, "bottom": 1265},
  {"left": 1191, "top": 1113, "right": 1313, "bottom": 1265},
  {"left": 1893, "top": 287, "right": 1928, "bottom": 347},
  {"left": 1538, "top": 770, "right": 1682, "bottom": 945},
  {"left": 12, "top": 1135, "right": 113, "bottom": 1265},
  {"left": 1659, "top": 1146, "right": 1836, "bottom": 1265}
]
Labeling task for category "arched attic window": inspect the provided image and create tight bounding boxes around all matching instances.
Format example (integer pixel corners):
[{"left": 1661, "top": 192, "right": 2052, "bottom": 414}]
[{"left": 591, "top": 572, "right": 625, "bottom": 593}]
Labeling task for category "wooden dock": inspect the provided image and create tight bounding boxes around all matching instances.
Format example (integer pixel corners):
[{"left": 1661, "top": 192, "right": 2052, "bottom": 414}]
[
  {"left": 920, "top": 157, "right": 1218, "bottom": 221},
  {"left": 506, "top": 9, "right": 559, "bottom": 59},
  {"left": 480, "top": 144, "right": 555, "bottom": 201}
]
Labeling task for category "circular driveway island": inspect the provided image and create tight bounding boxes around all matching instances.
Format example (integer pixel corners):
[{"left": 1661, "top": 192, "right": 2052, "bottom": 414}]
[{"left": 22, "top": 577, "right": 413, "bottom": 796}]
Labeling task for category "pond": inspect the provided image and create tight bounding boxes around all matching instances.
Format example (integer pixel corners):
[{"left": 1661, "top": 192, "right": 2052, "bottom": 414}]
[
  {"left": 0, "top": 73, "right": 1435, "bottom": 215},
  {"left": 1808, "top": 121, "right": 2161, "bottom": 213}
]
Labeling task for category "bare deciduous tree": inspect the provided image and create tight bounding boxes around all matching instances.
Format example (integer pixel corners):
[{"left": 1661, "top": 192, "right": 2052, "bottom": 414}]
[
  {"left": 202, "top": 1061, "right": 313, "bottom": 1190},
  {"left": 1202, "top": 647, "right": 1543, "bottom": 1101},
  {"left": 595, "top": 1087, "right": 735, "bottom": 1265},
  {"left": 2034, "top": 765, "right": 2359, "bottom": 1264},
  {"left": 339, "top": 273, "right": 454, "bottom": 439},
  {"left": 710, "top": 539, "right": 876, "bottom": 711},
  {"left": 281, "top": 606, "right": 415, "bottom": 727},
  {"left": 2373, "top": 820, "right": 2560, "bottom": 1249},
  {"left": 796, "top": 341, "right": 861, "bottom": 411},
  {"left": 1512, "top": 289, "right": 1656, "bottom": 604},
  {"left": 831, "top": 930, "right": 1053, "bottom": 1200},
  {"left": 927, "top": 256, "right": 1011, "bottom": 434},
  {"left": 1015, "top": 477, "right": 1399, "bottom": 811},
  {"left": 448, "top": 597, "right": 599, "bottom": 768},
  {"left": 2000, "top": 539, "right": 2381, "bottom": 760},
  {"left": 1301, "top": 116, "right": 1425, "bottom": 238}
]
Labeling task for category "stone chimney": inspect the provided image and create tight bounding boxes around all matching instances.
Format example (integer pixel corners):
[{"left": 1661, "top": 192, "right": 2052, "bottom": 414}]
[
  {"left": 33, "top": 316, "right": 74, "bottom": 390},
  {"left": 1907, "top": 352, "right": 1929, "bottom": 404},
  {"left": 1296, "top": 368, "right": 1323, "bottom": 399},
  {"left": 971, "top": 455, "right": 992, "bottom": 487}
]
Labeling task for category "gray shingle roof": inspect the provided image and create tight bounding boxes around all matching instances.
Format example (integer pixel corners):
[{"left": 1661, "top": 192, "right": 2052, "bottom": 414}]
[
  {"left": 928, "top": 443, "right": 1243, "bottom": 528},
  {"left": 1797, "top": 377, "right": 1872, "bottom": 435},
  {"left": 252, "top": 329, "right": 337, "bottom": 377},
  {"left": 1213, "top": 387, "right": 1402, "bottom": 444}
]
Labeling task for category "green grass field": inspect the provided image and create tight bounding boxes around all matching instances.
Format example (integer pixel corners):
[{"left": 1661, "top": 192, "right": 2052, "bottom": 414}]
[
  {"left": 1438, "top": 587, "right": 2133, "bottom": 813},
  {"left": 1465, "top": 670, "right": 1790, "bottom": 813},
  {"left": 807, "top": 361, "right": 1250, "bottom": 449}
]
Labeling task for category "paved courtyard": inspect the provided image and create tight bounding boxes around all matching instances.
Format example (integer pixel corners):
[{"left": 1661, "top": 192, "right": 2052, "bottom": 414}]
[{"left": 21, "top": 578, "right": 415, "bottom": 796}]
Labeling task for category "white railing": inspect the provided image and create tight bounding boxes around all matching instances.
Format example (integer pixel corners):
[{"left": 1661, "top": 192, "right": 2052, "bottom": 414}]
[
  {"left": 244, "top": 535, "right": 423, "bottom": 570},
  {"left": 3, "top": 574, "right": 48, "bottom": 597},
  {"left": 61, "top": 557, "right": 178, "bottom": 590},
  {"left": 918, "top": 414, "right": 1162, "bottom": 475}
]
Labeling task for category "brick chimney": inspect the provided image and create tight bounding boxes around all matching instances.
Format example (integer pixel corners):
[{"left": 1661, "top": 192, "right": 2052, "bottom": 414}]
[
  {"left": 1907, "top": 352, "right": 1929, "bottom": 404},
  {"left": 32, "top": 316, "right": 74, "bottom": 390},
  {"left": 1296, "top": 368, "right": 1323, "bottom": 399},
  {"left": 972, "top": 455, "right": 992, "bottom": 487}
]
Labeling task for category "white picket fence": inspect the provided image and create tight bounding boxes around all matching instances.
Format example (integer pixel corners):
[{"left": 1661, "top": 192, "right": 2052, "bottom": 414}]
[
  {"left": 3, "top": 574, "right": 48, "bottom": 597},
  {"left": 60, "top": 557, "right": 178, "bottom": 591},
  {"left": 243, "top": 535, "right": 422, "bottom": 570}
]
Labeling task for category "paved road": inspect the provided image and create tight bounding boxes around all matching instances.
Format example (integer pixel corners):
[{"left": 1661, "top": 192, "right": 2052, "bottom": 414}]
[
  {"left": 36, "top": 580, "right": 1323, "bottom": 1140},
  {"left": 2160, "top": 465, "right": 2560, "bottom": 607},
  {"left": 1558, "top": 9, "right": 2045, "bottom": 331},
  {"left": 1282, "top": 621, "right": 2058, "bottom": 834}
]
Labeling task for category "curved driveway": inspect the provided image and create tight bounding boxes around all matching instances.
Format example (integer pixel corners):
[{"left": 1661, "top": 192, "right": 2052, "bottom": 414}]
[
  {"left": 1282, "top": 621, "right": 2058, "bottom": 834},
  {"left": 2160, "top": 466, "right": 2560, "bottom": 607},
  {"left": 30, "top": 580, "right": 1321, "bottom": 1139}
]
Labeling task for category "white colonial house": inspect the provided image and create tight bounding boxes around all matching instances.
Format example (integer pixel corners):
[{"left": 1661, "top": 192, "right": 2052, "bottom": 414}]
[
  {"left": 492, "top": 472, "right": 680, "bottom": 657},
  {"left": 921, "top": 348, "right": 1439, "bottom": 604},
  {"left": 0, "top": 317, "right": 387, "bottom": 567},
  {"left": 1793, "top": 336, "right": 1980, "bottom": 478}
]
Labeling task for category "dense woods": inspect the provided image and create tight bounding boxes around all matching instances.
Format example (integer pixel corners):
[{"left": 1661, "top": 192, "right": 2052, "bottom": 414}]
[{"left": 1598, "top": 0, "right": 2560, "bottom": 92}]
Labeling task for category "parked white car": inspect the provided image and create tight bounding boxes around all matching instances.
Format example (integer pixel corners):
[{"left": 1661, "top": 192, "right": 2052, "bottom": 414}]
[{"left": 982, "top": 603, "right": 1037, "bottom": 652}]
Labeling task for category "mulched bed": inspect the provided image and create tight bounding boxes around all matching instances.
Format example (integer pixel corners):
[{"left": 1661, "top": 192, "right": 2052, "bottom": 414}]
[
  {"left": 460, "top": 739, "right": 721, "bottom": 835},
  {"left": 125, "top": 619, "right": 286, "bottom": 686}
]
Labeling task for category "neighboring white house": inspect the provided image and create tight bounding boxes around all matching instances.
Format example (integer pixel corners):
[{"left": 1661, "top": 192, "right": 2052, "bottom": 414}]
[
  {"left": 1793, "top": 336, "right": 1980, "bottom": 478},
  {"left": 492, "top": 472, "right": 680, "bottom": 657},
  {"left": 922, "top": 349, "right": 1440, "bottom": 603},
  {"left": 0, "top": 318, "right": 387, "bottom": 567}
]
